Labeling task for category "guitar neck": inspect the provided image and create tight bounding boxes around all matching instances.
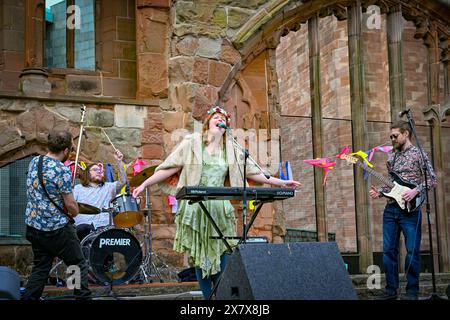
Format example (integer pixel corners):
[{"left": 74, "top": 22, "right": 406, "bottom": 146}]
[{"left": 355, "top": 161, "right": 394, "bottom": 188}]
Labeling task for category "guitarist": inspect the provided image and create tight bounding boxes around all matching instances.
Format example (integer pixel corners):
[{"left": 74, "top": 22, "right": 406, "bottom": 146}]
[
  {"left": 22, "top": 130, "right": 91, "bottom": 300},
  {"left": 369, "top": 120, "right": 437, "bottom": 300}
]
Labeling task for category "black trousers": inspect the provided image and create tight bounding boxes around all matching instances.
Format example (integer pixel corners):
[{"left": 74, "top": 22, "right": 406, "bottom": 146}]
[{"left": 22, "top": 224, "right": 91, "bottom": 300}]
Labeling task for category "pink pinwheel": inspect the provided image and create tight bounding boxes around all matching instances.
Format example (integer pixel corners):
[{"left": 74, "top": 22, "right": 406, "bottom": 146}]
[{"left": 303, "top": 157, "right": 337, "bottom": 186}]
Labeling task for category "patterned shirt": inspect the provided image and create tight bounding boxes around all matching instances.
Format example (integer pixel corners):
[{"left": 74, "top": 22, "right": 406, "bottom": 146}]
[
  {"left": 379, "top": 145, "right": 437, "bottom": 200},
  {"left": 25, "top": 156, "right": 72, "bottom": 231}
]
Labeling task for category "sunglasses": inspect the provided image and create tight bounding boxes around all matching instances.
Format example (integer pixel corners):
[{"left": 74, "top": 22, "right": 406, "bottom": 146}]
[
  {"left": 389, "top": 133, "right": 401, "bottom": 140},
  {"left": 90, "top": 167, "right": 103, "bottom": 173}
]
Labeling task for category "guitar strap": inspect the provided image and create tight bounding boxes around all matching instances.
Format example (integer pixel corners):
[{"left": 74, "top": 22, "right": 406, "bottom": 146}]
[
  {"left": 391, "top": 151, "right": 399, "bottom": 174},
  {"left": 37, "top": 155, "right": 75, "bottom": 224}
]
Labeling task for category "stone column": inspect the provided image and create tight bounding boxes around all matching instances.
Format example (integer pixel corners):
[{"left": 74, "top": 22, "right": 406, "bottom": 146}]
[
  {"left": 347, "top": 1, "right": 373, "bottom": 272},
  {"left": 443, "top": 44, "right": 450, "bottom": 105},
  {"left": 66, "top": 0, "right": 75, "bottom": 68},
  {"left": 387, "top": 5, "right": 405, "bottom": 121},
  {"left": 264, "top": 45, "right": 285, "bottom": 243},
  {"left": 308, "top": 14, "right": 328, "bottom": 242},
  {"left": 423, "top": 25, "right": 444, "bottom": 272},
  {"left": 424, "top": 26, "right": 440, "bottom": 105},
  {"left": 20, "top": 0, "right": 50, "bottom": 94},
  {"left": 423, "top": 103, "right": 450, "bottom": 272},
  {"left": 135, "top": 0, "right": 170, "bottom": 99}
]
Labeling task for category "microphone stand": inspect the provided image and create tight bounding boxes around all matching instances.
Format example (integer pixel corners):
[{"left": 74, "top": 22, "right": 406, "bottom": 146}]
[
  {"left": 224, "top": 127, "right": 270, "bottom": 244},
  {"left": 207, "top": 126, "right": 270, "bottom": 300},
  {"left": 404, "top": 110, "right": 444, "bottom": 300}
]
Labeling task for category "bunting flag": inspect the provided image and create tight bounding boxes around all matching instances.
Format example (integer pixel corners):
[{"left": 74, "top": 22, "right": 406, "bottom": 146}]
[
  {"left": 133, "top": 158, "right": 147, "bottom": 176},
  {"left": 336, "top": 146, "right": 351, "bottom": 159},
  {"left": 105, "top": 163, "right": 115, "bottom": 182},
  {"left": 168, "top": 195, "right": 178, "bottom": 214},
  {"left": 350, "top": 150, "right": 374, "bottom": 168},
  {"left": 303, "top": 157, "right": 337, "bottom": 186},
  {"left": 119, "top": 163, "right": 129, "bottom": 194},
  {"left": 279, "top": 161, "right": 293, "bottom": 180},
  {"left": 302, "top": 145, "right": 392, "bottom": 185},
  {"left": 63, "top": 160, "right": 86, "bottom": 179},
  {"left": 366, "top": 145, "right": 393, "bottom": 162},
  {"left": 360, "top": 145, "right": 393, "bottom": 180},
  {"left": 349, "top": 150, "right": 373, "bottom": 180}
]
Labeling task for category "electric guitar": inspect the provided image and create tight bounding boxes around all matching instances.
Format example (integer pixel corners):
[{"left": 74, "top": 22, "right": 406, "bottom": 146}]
[{"left": 339, "top": 154, "right": 425, "bottom": 212}]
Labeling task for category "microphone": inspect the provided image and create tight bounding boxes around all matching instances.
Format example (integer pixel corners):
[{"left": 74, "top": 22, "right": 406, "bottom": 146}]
[
  {"left": 398, "top": 109, "right": 410, "bottom": 117},
  {"left": 217, "top": 122, "right": 229, "bottom": 130}
]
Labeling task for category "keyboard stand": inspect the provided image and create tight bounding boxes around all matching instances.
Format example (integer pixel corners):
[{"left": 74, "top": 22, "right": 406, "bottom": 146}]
[
  {"left": 190, "top": 199, "right": 233, "bottom": 253},
  {"left": 239, "top": 200, "right": 265, "bottom": 245},
  {"left": 189, "top": 199, "right": 268, "bottom": 250}
]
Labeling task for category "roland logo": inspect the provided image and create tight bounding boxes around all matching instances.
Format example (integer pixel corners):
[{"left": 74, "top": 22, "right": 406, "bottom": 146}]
[
  {"left": 190, "top": 190, "right": 207, "bottom": 194},
  {"left": 99, "top": 238, "right": 131, "bottom": 248}
]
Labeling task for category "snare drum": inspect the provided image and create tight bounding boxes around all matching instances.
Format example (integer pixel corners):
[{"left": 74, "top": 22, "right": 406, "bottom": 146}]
[
  {"left": 110, "top": 193, "right": 143, "bottom": 228},
  {"left": 81, "top": 228, "right": 142, "bottom": 285}
]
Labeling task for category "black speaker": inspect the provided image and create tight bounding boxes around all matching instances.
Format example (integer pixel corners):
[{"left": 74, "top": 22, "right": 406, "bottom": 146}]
[
  {"left": 0, "top": 266, "right": 21, "bottom": 300},
  {"left": 215, "top": 242, "right": 358, "bottom": 300}
]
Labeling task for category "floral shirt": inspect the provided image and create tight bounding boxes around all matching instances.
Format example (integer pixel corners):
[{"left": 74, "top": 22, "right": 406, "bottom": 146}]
[
  {"left": 25, "top": 156, "right": 73, "bottom": 231},
  {"left": 379, "top": 145, "right": 437, "bottom": 200}
]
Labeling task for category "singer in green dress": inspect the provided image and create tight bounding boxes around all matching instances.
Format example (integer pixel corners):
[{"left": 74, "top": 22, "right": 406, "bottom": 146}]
[{"left": 133, "top": 106, "right": 301, "bottom": 299}]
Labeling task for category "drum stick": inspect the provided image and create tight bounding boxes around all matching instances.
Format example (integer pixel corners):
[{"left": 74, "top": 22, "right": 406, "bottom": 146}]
[{"left": 101, "top": 128, "right": 120, "bottom": 153}]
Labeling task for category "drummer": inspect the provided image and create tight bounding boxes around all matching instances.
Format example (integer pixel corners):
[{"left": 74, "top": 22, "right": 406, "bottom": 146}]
[{"left": 74, "top": 150, "right": 127, "bottom": 241}]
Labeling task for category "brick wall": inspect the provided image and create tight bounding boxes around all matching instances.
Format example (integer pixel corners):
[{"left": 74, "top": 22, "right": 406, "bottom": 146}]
[
  {"left": 275, "top": 12, "right": 444, "bottom": 254},
  {"left": 276, "top": 27, "right": 310, "bottom": 117}
]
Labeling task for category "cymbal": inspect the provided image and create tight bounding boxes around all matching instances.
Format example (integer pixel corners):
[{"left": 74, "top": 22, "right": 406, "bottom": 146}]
[
  {"left": 129, "top": 165, "right": 158, "bottom": 187},
  {"left": 78, "top": 202, "right": 101, "bottom": 215}
]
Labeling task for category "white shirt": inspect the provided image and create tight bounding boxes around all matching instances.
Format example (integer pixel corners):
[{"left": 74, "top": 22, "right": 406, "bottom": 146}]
[{"left": 73, "top": 182, "right": 120, "bottom": 229}]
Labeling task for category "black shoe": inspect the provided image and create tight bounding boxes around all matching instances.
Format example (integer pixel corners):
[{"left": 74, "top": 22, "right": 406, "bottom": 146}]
[
  {"left": 378, "top": 292, "right": 398, "bottom": 300},
  {"left": 400, "top": 294, "right": 418, "bottom": 300}
]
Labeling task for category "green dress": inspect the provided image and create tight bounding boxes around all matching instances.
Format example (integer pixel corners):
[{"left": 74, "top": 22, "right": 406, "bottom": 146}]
[{"left": 173, "top": 144, "right": 236, "bottom": 278}]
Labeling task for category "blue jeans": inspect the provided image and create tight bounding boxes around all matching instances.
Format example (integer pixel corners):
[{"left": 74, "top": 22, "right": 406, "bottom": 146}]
[
  {"left": 195, "top": 253, "right": 230, "bottom": 299},
  {"left": 383, "top": 203, "right": 422, "bottom": 296}
]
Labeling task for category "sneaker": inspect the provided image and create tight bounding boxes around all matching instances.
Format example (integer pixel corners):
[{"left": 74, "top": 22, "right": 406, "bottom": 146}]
[
  {"left": 377, "top": 292, "right": 398, "bottom": 300},
  {"left": 400, "top": 294, "right": 418, "bottom": 300}
]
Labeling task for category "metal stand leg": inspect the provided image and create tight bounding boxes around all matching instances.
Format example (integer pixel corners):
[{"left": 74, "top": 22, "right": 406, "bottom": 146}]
[
  {"left": 137, "top": 187, "right": 165, "bottom": 283},
  {"left": 49, "top": 258, "right": 65, "bottom": 287}
]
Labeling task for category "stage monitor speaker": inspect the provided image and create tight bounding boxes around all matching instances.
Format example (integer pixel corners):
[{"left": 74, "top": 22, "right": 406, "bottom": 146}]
[
  {"left": 215, "top": 242, "right": 358, "bottom": 300},
  {"left": 0, "top": 266, "right": 21, "bottom": 300}
]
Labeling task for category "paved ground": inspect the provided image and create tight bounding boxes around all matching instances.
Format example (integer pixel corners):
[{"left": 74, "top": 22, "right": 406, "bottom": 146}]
[{"left": 40, "top": 273, "right": 450, "bottom": 300}]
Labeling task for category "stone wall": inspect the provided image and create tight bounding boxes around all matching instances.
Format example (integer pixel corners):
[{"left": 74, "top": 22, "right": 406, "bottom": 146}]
[{"left": 0, "top": 0, "right": 25, "bottom": 91}]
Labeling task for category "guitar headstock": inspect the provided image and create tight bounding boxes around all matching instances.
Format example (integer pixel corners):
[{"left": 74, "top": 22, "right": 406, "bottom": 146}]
[{"left": 338, "top": 153, "right": 359, "bottom": 165}]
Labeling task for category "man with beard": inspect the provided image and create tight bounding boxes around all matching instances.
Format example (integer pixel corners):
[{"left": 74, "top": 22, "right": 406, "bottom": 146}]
[
  {"left": 23, "top": 130, "right": 91, "bottom": 300},
  {"left": 369, "top": 120, "right": 437, "bottom": 300},
  {"left": 73, "top": 150, "right": 127, "bottom": 241}
]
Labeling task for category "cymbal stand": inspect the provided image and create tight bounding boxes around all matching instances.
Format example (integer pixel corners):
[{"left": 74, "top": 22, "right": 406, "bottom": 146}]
[
  {"left": 48, "top": 258, "right": 65, "bottom": 287},
  {"left": 139, "top": 186, "right": 163, "bottom": 283}
]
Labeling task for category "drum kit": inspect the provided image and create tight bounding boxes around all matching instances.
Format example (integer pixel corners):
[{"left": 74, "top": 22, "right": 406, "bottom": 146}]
[
  {"left": 50, "top": 165, "right": 177, "bottom": 290},
  {"left": 49, "top": 107, "right": 177, "bottom": 294}
]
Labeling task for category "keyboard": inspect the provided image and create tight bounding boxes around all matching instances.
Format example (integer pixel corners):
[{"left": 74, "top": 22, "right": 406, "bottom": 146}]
[{"left": 175, "top": 186, "right": 295, "bottom": 202}]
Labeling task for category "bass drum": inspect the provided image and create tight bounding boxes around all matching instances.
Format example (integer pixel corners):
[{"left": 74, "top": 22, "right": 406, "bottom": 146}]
[{"left": 81, "top": 228, "right": 142, "bottom": 285}]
